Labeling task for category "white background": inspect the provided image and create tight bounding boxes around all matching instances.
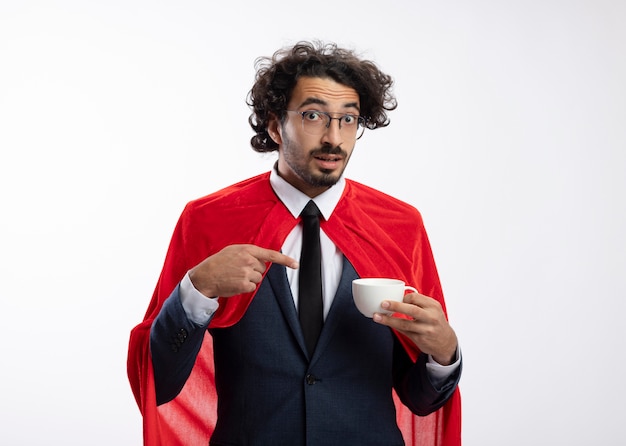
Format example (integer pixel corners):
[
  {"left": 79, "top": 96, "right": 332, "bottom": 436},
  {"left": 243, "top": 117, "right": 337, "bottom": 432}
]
[{"left": 1, "top": 1, "right": 625, "bottom": 444}]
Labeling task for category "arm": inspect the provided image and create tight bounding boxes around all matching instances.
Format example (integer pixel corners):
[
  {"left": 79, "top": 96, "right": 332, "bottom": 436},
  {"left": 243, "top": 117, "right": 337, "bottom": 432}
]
[
  {"left": 151, "top": 245, "right": 299, "bottom": 405},
  {"left": 382, "top": 290, "right": 462, "bottom": 415},
  {"left": 150, "top": 284, "right": 210, "bottom": 405},
  {"left": 392, "top": 337, "right": 462, "bottom": 416}
]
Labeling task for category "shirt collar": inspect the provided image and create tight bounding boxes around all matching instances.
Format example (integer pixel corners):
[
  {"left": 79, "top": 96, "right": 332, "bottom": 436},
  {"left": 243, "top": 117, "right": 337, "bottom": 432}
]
[{"left": 269, "top": 164, "right": 345, "bottom": 220}]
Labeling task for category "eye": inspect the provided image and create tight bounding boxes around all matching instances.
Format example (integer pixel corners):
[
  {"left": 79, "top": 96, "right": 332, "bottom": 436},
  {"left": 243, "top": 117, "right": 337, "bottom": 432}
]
[
  {"left": 342, "top": 114, "right": 358, "bottom": 125},
  {"left": 303, "top": 111, "right": 323, "bottom": 122}
]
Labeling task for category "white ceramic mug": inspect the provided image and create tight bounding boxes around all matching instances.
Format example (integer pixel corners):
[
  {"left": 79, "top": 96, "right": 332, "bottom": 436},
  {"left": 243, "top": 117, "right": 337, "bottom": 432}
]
[{"left": 352, "top": 278, "right": 418, "bottom": 318}]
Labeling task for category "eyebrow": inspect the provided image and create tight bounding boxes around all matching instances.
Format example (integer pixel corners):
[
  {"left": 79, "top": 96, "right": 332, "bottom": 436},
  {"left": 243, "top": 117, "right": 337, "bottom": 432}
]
[{"left": 298, "top": 97, "right": 360, "bottom": 112}]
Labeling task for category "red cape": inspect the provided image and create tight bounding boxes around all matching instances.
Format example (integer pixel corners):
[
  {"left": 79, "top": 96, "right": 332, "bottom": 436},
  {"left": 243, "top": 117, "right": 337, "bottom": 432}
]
[{"left": 127, "top": 172, "right": 461, "bottom": 445}]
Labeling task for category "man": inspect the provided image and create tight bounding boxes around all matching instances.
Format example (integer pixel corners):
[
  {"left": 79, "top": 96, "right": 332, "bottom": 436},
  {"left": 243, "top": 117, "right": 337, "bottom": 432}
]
[{"left": 128, "top": 41, "right": 462, "bottom": 446}]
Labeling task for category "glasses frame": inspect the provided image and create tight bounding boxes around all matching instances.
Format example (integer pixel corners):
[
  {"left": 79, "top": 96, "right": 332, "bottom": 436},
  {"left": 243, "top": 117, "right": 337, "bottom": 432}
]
[{"left": 286, "top": 110, "right": 367, "bottom": 140}]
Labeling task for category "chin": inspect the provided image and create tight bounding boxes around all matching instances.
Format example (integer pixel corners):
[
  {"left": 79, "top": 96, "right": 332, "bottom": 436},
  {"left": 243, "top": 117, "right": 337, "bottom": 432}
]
[{"left": 312, "top": 171, "right": 341, "bottom": 187}]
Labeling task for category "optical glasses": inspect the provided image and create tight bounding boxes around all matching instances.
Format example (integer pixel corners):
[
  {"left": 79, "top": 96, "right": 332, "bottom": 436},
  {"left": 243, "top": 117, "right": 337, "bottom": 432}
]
[{"left": 286, "top": 110, "right": 366, "bottom": 139}]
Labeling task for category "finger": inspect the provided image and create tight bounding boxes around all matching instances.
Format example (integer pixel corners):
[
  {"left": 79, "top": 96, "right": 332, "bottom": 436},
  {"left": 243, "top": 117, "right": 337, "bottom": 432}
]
[
  {"left": 250, "top": 257, "right": 269, "bottom": 274},
  {"left": 372, "top": 311, "right": 416, "bottom": 331},
  {"left": 402, "top": 292, "right": 440, "bottom": 310},
  {"left": 251, "top": 246, "right": 299, "bottom": 269},
  {"left": 380, "top": 299, "right": 419, "bottom": 318},
  {"left": 248, "top": 270, "right": 264, "bottom": 284}
]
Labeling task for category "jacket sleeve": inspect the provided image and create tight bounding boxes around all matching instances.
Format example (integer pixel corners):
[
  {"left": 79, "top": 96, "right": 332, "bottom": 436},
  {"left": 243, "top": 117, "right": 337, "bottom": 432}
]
[
  {"left": 392, "top": 336, "right": 462, "bottom": 417},
  {"left": 150, "top": 284, "right": 210, "bottom": 405}
]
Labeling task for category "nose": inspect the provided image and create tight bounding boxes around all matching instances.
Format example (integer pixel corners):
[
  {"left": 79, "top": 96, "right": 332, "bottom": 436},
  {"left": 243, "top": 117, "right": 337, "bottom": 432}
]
[{"left": 321, "top": 118, "right": 343, "bottom": 147}]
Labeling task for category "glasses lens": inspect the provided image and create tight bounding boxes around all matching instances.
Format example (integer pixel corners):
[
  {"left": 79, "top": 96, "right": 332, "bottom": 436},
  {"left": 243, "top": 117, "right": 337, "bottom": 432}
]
[
  {"left": 301, "top": 111, "right": 328, "bottom": 133},
  {"left": 355, "top": 118, "right": 365, "bottom": 139},
  {"left": 297, "top": 111, "right": 364, "bottom": 139}
]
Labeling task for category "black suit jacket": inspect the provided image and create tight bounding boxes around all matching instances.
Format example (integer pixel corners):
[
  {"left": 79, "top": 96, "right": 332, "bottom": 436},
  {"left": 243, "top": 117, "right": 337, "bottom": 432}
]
[{"left": 151, "top": 258, "right": 461, "bottom": 446}]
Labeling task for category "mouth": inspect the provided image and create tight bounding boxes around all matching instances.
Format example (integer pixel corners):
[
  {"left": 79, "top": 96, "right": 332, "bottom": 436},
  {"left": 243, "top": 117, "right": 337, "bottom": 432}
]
[
  {"left": 312, "top": 146, "right": 346, "bottom": 171},
  {"left": 313, "top": 153, "right": 343, "bottom": 170}
]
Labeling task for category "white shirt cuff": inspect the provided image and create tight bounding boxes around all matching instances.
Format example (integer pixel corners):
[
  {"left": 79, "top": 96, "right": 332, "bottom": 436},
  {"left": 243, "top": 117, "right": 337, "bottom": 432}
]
[
  {"left": 426, "top": 346, "right": 461, "bottom": 388},
  {"left": 179, "top": 272, "right": 219, "bottom": 326}
]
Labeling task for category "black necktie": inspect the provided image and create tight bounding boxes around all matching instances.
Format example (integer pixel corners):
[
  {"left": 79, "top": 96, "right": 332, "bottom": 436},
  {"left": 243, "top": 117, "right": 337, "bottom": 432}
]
[{"left": 299, "top": 200, "right": 323, "bottom": 355}]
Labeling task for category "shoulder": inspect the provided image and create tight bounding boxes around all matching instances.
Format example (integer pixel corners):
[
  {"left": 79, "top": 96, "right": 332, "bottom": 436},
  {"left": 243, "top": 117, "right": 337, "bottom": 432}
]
[
  {"left": 183, "top": 172, "right": 275, "bottom": 216},
  {"left": 344, "top": 179, "right": 424, "bottom": 222},
  {"left": 174, "top": 172, "right": 279, "bottom": 240}
]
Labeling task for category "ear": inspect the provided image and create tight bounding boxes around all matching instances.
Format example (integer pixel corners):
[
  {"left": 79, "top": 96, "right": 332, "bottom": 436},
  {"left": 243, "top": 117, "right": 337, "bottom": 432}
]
[{"left": 267, "top": 114, "right": 283, "bottom": 145}]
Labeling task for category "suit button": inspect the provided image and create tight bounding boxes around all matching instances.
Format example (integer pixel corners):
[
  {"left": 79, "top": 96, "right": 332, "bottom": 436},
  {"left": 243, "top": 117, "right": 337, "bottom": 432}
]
[{"left": 305, "top": 374, "right": 317, "bottom": 385}]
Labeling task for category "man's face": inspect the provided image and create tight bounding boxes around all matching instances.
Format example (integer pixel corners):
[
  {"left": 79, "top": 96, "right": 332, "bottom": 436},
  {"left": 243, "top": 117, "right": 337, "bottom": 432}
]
[{"left": 268, "top": 76, "right": 361, "bottom": 197}]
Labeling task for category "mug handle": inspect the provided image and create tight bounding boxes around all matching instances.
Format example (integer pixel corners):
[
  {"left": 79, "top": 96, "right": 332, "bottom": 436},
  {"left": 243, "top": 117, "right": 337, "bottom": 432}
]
[{"left": 404, "top": 286, "right": 418, "bottom": 295}]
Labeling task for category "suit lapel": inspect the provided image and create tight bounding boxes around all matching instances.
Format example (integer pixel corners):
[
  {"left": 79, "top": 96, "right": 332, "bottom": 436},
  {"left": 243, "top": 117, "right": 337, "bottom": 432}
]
[{"left": 265, "top": 263, "right": 309, "bottom": 356}]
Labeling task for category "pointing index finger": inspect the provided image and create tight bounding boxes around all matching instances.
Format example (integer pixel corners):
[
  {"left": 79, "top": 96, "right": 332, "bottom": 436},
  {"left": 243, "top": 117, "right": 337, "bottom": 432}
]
[{"left": 253, "top": 246, "right": 299, "bottom": 269}]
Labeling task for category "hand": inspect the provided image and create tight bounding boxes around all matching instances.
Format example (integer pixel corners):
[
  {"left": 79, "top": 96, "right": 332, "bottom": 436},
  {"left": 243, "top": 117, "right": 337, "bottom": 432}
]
[
  {"left": 189, "top": 244, "right": 299, "bottom": 298},
  {"left": 373, "top": 292, "right": 458, "bottom": 365}
]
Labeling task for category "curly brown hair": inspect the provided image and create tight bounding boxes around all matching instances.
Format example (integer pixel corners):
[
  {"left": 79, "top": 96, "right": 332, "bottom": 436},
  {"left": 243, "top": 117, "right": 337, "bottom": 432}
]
[{"left": 247, "top": 41, "right": 397, "bottom": 153}]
